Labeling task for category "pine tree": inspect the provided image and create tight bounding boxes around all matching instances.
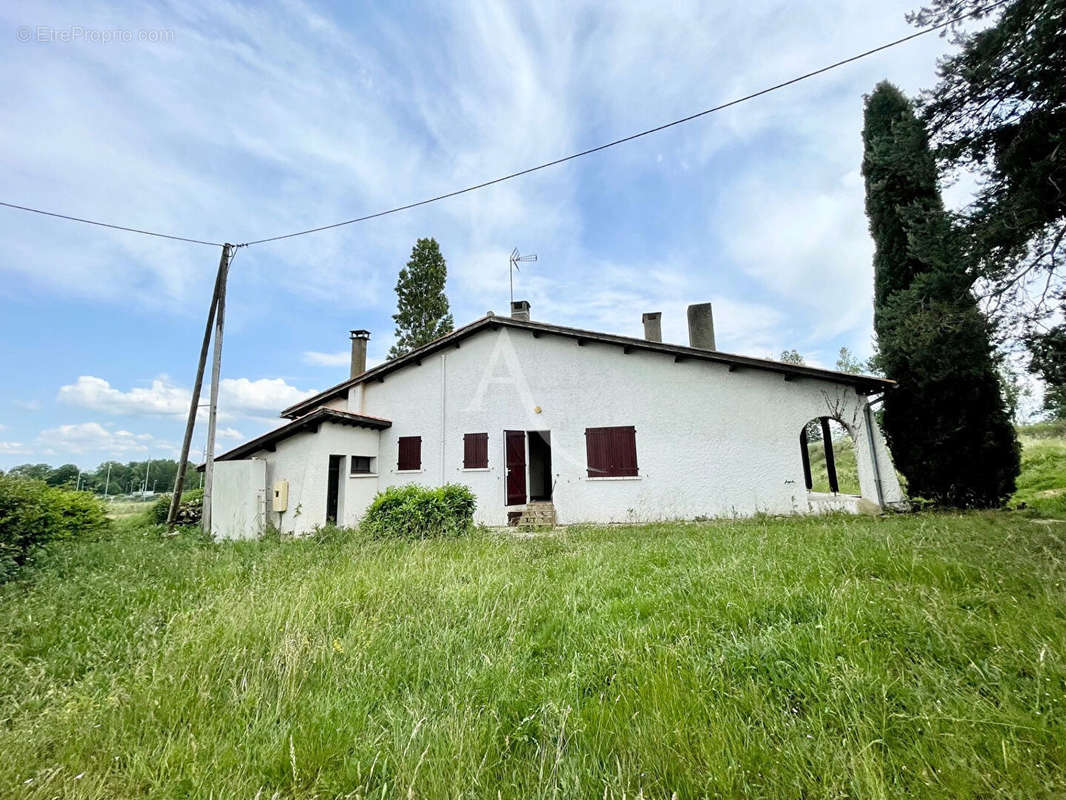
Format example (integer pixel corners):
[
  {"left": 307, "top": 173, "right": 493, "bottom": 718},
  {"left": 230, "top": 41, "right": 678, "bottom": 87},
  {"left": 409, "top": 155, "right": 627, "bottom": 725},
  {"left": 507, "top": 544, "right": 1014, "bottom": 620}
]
[
  {"left": 388, "top": 238, "right": 455, "bottom": 359},
  {"left": 862, "top": 81, "right": 1019, "bottom": 507}
]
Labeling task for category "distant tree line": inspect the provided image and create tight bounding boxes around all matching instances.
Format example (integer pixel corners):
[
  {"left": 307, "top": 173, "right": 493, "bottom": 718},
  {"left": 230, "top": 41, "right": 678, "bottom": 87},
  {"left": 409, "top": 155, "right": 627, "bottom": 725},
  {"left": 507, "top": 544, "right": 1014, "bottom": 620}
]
[{"left": 0, "top": 459, "right": 194, "bottom": 496}]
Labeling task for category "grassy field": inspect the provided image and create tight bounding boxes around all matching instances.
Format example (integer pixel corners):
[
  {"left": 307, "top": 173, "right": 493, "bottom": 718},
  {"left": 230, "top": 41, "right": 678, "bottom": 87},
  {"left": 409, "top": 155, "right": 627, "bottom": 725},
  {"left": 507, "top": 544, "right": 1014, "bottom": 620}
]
[
  {"left": 2, "top": 509, "right": 1065, "bottom": 798},
  {"left": 807, "top": 435, "right": 860, "bottom": 495},
  {"left": 1013, "top": 424, "right": 1066, "bottom": 515},
  {"left": 103, "top": 499, "right": 157, "bottom": 520}
]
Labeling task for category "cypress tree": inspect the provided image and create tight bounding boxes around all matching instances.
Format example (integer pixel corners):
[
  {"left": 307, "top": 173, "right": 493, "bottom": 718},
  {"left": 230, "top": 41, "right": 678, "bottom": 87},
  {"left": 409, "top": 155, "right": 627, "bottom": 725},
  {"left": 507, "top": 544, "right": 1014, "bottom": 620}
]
[
  {"left": 388, "top": 238, "right": 455, "bottom": 359},
  {"left": 862, "top": 81, "right": 1019, "bottom": 507}
]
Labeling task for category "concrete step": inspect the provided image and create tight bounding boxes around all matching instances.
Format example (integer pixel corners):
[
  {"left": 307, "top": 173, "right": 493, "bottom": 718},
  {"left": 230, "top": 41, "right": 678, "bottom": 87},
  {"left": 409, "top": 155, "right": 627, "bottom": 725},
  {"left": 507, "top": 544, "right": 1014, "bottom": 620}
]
[{"left": 509, "top": 502, "right": 557, "bottom": 528}]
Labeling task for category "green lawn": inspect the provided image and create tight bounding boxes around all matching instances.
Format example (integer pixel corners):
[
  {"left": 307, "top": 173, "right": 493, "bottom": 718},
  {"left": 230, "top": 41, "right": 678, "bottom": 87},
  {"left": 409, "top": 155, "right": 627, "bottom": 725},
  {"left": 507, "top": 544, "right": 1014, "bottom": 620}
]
[{"left": 2, "top": 510, "right": 1065, "bottom": 798}]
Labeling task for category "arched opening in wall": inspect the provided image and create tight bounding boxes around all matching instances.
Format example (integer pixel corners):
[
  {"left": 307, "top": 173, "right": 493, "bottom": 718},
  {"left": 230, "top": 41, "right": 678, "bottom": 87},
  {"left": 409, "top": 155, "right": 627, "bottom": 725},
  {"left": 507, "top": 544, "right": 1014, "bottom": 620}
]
[{"left": 800, "top": 417, "right": 860, "bottom": 495}]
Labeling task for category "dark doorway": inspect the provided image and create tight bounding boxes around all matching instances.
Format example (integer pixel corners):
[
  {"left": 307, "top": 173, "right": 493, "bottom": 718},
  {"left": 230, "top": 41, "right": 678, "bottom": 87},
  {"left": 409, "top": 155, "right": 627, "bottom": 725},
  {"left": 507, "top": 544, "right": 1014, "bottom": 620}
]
[
  {"left": 326, "top": 454, "right": 343, "bottom": 523},
  {"left": 505, "top": 430, "right": 527, "bottom": 506},
  {"left": 528, "top": 431, "right": 552, "bottom": 501}
]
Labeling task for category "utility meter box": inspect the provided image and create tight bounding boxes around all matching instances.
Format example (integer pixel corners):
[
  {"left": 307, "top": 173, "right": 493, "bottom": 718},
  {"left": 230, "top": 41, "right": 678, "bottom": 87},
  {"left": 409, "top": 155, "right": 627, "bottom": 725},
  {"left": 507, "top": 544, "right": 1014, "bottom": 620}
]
[{"left": 272, "top": 480, "right": 289, "bottom": 512}]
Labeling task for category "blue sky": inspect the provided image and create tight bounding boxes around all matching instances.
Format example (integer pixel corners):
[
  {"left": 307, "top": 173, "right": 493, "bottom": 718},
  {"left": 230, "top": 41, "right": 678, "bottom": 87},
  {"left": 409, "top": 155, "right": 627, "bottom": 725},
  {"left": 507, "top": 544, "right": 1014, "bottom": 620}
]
[{"left": 0, "top": 0, "right": 973, "bottom": 469}]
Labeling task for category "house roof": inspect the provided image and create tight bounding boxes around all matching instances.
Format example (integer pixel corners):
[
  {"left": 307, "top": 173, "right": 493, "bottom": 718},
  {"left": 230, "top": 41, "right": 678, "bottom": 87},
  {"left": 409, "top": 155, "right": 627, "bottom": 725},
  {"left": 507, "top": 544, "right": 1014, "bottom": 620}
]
[
  {"left": 204, "top": 407, "right": 391, "bottom": 467},
  {"left": 282, "top": 315, "right": 895, "bottom": 419}
]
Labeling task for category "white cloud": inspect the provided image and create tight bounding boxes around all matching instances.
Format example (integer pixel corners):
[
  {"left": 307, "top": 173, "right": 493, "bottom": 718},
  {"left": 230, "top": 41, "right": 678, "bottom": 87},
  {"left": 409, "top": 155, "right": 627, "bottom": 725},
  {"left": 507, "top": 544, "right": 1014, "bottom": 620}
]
[
  {"left": 217, "top": 427, "right": 245, "bottom": 440},
  {"left": 58, "top": 375, "right": 188, "bottom": 417},
  {"left": 0, "top": 441, "right": 29, "bottom": 455},
  {"left": 219, "top": 378, "right": 316, "bottom": 416},
  {"left": 36, "top": 422, "right": 154, "bottom": 456},
  {"left": 714, "top": 170, "right": 876, "bottom": 353},
  {"left": 57, "top": 375, "right": 317, "bottom": 421}
]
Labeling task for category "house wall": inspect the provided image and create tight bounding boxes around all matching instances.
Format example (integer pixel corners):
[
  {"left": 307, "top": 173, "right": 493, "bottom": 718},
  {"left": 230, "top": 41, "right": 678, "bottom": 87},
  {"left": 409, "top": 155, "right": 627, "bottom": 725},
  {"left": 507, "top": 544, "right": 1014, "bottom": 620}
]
[
  {"left": 331, "top": 326, "right": 903, "bottom": 526},
  {"left": 244, "top": 422, "right": 381, "bottom": 536}
]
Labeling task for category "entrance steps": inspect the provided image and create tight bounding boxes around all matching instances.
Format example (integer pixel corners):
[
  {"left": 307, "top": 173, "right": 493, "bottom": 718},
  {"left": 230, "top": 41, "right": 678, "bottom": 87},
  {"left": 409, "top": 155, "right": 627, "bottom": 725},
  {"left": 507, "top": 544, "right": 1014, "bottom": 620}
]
[{"left": 508, "top": 501, "right": 557, "bottom": 529}]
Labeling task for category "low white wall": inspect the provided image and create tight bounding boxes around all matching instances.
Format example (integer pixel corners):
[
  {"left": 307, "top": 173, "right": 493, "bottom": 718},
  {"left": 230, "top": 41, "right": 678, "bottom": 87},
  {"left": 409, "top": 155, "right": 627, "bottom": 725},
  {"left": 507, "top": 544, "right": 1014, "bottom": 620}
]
[{"left": 211, "top": 459, "right": 267, "bottom": 540}]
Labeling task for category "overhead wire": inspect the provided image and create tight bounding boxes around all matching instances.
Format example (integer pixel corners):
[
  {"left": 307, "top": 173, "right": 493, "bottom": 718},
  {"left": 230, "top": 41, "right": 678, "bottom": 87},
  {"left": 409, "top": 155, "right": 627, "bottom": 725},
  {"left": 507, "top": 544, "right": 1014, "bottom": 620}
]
[
  {"left": 0, "top": 201, "right": 225, "bottom": 247},
  {"left": 237, "top": 0, "right": 1009, "bottom": 247},
  {"left": 0, "top": 0, "right": 1009, "bottom": 251}
]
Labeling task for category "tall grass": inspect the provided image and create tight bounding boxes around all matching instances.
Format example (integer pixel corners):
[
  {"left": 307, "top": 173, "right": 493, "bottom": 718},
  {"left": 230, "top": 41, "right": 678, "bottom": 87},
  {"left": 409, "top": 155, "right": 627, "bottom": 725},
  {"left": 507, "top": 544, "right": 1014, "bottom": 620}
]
[
  {"left": 1013, "top": 428, "right": 1066, "bottom": 515},
  {"left": 806, "top": 435, "right": 861, "bottom": 495},
  {"left": 1, "top": 512, "right": 1064, "bottom": 798}
]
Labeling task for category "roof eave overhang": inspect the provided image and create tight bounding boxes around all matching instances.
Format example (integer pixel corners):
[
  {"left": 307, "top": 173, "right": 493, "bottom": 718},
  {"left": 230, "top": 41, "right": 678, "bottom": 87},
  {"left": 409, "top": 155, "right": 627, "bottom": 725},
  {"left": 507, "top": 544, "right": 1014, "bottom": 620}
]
[
  {"left": 198, "top": 408, "right": 391, "bottom": 469},
  {"left": 280, "top": 316, "right": 894, "bottom": 419}
]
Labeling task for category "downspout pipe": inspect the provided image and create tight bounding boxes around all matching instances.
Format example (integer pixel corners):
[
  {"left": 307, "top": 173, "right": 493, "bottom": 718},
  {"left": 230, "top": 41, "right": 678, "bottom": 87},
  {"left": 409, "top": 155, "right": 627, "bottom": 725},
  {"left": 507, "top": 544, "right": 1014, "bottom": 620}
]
[{"left": 863, "top": 399, "right": 885, "bottom": 508}]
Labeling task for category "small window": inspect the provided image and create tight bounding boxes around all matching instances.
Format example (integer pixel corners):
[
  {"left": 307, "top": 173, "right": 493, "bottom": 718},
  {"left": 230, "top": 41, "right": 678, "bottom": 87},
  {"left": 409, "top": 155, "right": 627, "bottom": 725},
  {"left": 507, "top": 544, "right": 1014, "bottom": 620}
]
[
  {"left": 397, "top": 436, "right": 421, "bottom": 471},
  {"left": 585, "top": 426, "right": 638, "bottom": 477},
  {"left": 350, "top": 455, "right": 374, "bottom": 475},
  {"left": 463, "top": 433, "right": 489, "bottom": 469}
]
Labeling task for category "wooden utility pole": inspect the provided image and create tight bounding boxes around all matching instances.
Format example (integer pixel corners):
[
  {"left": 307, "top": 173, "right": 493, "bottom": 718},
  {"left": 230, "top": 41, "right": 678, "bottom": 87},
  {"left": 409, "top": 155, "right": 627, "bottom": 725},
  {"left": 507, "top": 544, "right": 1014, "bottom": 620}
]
[
  {"left": 167, "top": 243, "right": 233, "bottom": 529},
  {"left": 201, "top": 244, "right": 233, "bottom": 535}
]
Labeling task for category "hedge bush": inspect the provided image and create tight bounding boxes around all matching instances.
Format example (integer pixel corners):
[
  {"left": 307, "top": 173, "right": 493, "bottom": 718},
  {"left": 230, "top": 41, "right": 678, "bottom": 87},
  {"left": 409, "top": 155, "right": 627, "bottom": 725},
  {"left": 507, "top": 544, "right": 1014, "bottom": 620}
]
[
  {"left": 361, "top": 484, "right": 476, "bottom": 539},
  {"left": 148, "top": 488, "right": 204, "bottom": 526},
  {"left": 0, "top": 475, "right": 110, "bottom": 581}
]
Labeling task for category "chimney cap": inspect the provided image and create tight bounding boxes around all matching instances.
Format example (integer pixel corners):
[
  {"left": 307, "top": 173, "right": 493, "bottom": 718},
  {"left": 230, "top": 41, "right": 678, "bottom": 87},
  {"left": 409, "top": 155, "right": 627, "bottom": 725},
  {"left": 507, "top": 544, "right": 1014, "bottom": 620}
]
[
  {"left": 350, "top": 329, "right": 371, "bottom": 339},
  {"left": 511, "top": 300, "right": 531, "bottom": 320}
]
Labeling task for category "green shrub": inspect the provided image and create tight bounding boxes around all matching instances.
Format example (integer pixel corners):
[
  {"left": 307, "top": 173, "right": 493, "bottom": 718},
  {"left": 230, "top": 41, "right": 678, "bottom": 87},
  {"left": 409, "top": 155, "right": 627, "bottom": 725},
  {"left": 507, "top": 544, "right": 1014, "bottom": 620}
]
[
  {"left": 148, "top": 488, "right": 204, "bottom": 526},
  {"left": 0, "top": 475, "right": 110, "bottom": 581},
  {"left": 51, "top": 486, "right": 110, "bottom": 540},
  {"left": 361, "top": 484, "right": 476, "bottom": 539}
]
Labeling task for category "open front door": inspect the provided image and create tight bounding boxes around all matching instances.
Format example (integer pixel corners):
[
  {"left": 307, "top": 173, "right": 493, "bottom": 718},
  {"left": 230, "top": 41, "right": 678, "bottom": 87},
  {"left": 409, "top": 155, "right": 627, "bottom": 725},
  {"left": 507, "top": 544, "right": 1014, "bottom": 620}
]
[
  {"left": 326, "top": 454, "right": 343, "bottom": 523},
  {"left": 505, "top": 430, "right": 527, "bottom": 506}
]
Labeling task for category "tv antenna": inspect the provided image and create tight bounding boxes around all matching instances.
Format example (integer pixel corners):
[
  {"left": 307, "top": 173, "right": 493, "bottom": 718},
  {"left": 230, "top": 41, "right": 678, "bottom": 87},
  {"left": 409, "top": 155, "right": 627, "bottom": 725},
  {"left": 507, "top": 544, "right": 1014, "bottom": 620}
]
[{"left": 509, "top": 247, "right": 537, "bottom": 306}]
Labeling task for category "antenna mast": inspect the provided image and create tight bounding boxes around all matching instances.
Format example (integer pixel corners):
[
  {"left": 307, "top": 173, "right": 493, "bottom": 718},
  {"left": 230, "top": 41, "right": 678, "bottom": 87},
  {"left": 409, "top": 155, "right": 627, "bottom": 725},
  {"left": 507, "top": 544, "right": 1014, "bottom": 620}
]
[{"left": 509, "top": 247, "right": 537, "bottom": 306}]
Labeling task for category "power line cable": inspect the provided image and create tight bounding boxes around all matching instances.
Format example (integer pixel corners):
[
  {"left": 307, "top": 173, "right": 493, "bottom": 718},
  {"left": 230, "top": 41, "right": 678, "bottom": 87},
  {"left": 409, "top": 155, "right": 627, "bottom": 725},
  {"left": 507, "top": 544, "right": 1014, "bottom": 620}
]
[
  {"left": 0, "top": 201, "right": 224, "bottom": 247},
  {"left": 238, "top": 0, "right": 1008, "bottom": 247}
]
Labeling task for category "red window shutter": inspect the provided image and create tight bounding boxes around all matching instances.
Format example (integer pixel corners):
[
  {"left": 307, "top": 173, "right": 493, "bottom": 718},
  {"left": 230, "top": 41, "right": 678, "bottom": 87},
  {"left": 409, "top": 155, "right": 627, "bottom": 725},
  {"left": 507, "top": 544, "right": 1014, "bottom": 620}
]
[
  {"left": 463, "top": 433, "right": 488, "bottom": 468},
  {"left": 586, "top": 428, "right": 607, "bottom": 477},
  {"left": 611, "top": 426, "right": 638, "bottom": 476},
  {"left": 585, "top": 426, "right": 637, "bottom": 477},
  {"left": 398, "top": 436, "right": 421, "bottom": 470}
]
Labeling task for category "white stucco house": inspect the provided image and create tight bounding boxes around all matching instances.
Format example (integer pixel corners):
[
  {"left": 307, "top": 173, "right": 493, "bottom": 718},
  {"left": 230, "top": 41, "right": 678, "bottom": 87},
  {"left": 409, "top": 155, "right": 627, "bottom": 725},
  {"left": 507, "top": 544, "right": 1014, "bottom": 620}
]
[{"left": 207, "top": 301, "right": 903, "bottom": 538}]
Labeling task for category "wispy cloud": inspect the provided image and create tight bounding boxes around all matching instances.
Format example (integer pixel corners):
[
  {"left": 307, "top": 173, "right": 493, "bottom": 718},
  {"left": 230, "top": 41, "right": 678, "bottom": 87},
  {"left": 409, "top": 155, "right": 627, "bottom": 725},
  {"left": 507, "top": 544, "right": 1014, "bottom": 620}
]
[
  {"left": 0, "top": 0, "right": 970, "bottom": 467},
  {"left": 36, "top": 422, "right": 154, "bottom": 457},
  {"left": 302, "top": 351, "right": 349, "bottom": 368}
]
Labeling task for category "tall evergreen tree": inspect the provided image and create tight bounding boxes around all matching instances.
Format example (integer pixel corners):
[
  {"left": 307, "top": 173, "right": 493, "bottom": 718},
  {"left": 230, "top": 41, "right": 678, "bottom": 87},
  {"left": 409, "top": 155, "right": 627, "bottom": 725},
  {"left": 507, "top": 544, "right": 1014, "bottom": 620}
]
[
  {"left": 911, "top": 0, "right": 1065, "bottom": 325},
  {"left": 388, "top": 238, "right": 455, "bottom": 359},
  {"left": 863, "top": 81, "right": 1020, "bottom": 507},
  {"left": 910, "top": 0, "right": 1066, "bottom": 410}
]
